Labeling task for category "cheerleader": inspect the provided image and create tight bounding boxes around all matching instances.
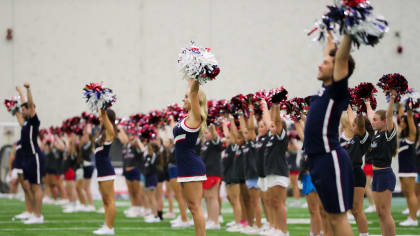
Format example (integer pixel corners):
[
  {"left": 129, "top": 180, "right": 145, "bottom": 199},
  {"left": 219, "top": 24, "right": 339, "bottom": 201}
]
[
  {"left": 262, "top": 101, "right": 289, "bottom": 236},
  {"left": 363, "top": 101, "right": 376, "bottom": 213},
  {"left": 154, "top": 137, "right": 167, "bottom": 222},
  {"left": 287, "top": 133, "right": 301, "bottom": 207},
  {"left": 397, "top": 104, "right": 419, "bottom": 226},
  {"left": 143, "top": 142, "right": 161, "bottom": 223},
  {"left": 93, "top": 108, "right": 117, "bottom": 235},
  {"left": 53, "top": 135, "right": 69, "bottom": 205},
  {"left": 222, "top": 119, "right": 243, "bottom": 232},
  {"left": 342, "top": 107, "right": 373, "bottom": 235},
  {"left": 173, "top": 78, "right": 208, "bottom": 236},
  {"left": 167, "top": 117, "right": 191, "bottom": 228},
  {"left": 43, "top": 138, "right": 59, "bottom": 203},
  {"left": 415, "top": 136, "right": 420, "bottom": 217},
  {"left": 368, "top": 90, "right": 398, "bottom": 235},
  {"left": 120, "top": 128, "right": 144, "bottom": 218},
  {"left": 79, "top": 125, "right": 95, "bottom": 211},
  {"left": 201, "top": 124, "right": 223, "bottom": 229},
  {"left": 8, "top": 142, "right": 19, "bottom": 196},
  {"left": 303, "top": 34, "right": 355, "bottom": 236},
  {"left": 17, "top": 83, "right": 46, "bottom": 224},
  {"left": 62, "top": 135, "right": 79, "bottom": 213}
]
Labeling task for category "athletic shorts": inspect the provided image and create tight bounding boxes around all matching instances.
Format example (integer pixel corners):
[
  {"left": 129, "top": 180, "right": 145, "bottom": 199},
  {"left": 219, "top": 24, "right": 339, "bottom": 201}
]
[
  {"left": 353, "top": 167, "right": 366, "bottom": 188},
  {"left": 124, "top": 168, "right": 141, "bottom": 181},
  {"left": 203, "top": 176, "right": 221, "bottom": 190},
  {"left": 46, "top": 168, "right": 58, "bottom": 175},
  {"left": 372, "top": 168, "right": 396, "bottom": 193},
  {"left": 64, "top": 168, "right": 75, "bottom": 181},
  {"left": 289, "top": 170, "right": 299, "bottom": 176},
  {"left": 83, "top": 166, "right": 94, "bottom": 179},
  {"left": 245, "top": 178, "right": 259, "bottom": 189},
  {"left": 23, "top": 153, "right": 45, "bottom": 185},
  {"left": 96, "top": 159, "right": 115, "bottom": 182},
  {"left": 301, "top": 173, "right": 317, "bottom": 195},
  {"left": 11, "top": 168, "right": 23, "bottom": 179},
  {"left": 257, "top": 177, "right": 267, "bottom": 192},
  {"left": 266, "top": 175, "right": 290, "bottom": 189},
  {"left": 145, "top": 175, "right": 158, "bottom": 190},
  {"left": 363, "top": 164, "right": 373, "bottom": 177},
  {"left": 308, "top": 149, "right": 354, "bottom": 213},
  {"left": 168, "top": 165, "right": 178, "bottom": 180}
]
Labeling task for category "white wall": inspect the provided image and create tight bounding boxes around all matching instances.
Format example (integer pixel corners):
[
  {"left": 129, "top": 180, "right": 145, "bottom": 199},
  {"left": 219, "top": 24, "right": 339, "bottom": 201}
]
[{"left": 1, "top": 0, "right": 420, "bottom": 145}]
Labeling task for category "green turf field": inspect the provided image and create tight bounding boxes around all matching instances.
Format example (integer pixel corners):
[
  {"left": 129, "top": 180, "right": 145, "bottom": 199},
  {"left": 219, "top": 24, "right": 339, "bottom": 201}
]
[{"left": 0, "top": 197, "right": 418, "bottom": 236}]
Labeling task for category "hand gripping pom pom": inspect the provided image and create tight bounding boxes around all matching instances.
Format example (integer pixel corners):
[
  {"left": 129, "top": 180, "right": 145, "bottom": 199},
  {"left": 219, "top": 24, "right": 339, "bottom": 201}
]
[
  {"left": 4, "top": 97, "right": 20, "bottom": 116},
  {"left": 349, "top": 82, "right": 378, "bottom": 114},
  {"left": 308, "top": 0, "right": 388, "bottom": 48},
  {"left": 271, "top": 88, "right": 289, "bottom": 104},
  {"left": 178, "top": 41, "right": 220, "bottom": 85},
  {"left": 402, "top": 89, "right": 420, "bottom": 111},
  {"left": 83, "top": 83, "right": 116, "bottom": 113},
  {"left": 377, "top": 73, "right": 409, "bottom": 102}
]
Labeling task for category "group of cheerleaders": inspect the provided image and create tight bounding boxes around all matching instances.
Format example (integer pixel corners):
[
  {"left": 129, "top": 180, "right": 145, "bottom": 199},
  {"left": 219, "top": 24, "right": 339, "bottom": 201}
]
[{"left": 6, "top": 36, "right": 420, "bottom": 236}]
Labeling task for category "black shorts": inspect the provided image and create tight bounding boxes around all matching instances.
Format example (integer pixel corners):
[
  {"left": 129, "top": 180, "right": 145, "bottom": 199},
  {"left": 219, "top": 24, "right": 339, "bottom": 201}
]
[
  {"left": 353, "top": 167, "right": 366, "bottom": 188},
  {"left": 83, "top": 166, "right": 95, "bottom": 179}
]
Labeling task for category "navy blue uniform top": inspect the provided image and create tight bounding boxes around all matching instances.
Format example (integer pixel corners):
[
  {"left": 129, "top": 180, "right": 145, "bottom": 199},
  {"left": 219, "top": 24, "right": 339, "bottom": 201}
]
[
  {"left": 304, "top": 78, "right": 350, "bottom": 155},
  {"left": 243, "top": 140, "right": 259, "bottom": 179},
  {"left": 122, "top": 143, "right": 142, "bottom": 169},
  {"left": 398, "top": 138, "right": 417, "bottom": 171},
  {"left": 81, "top": 141, "right": 93, "bottom": 163},
  {"left": 143, "top": 151, "right": 158, "bottom": 176},
  {"left": 342, "top": 132, "right": 371, "bottom": 168},
  {"left": 20, "top": 114, "right": 41, "bottom": 156},
  {"left": 222, "top": 144, "right": 235, "bottom": 183},
  {"left": 255, "top": 135, "right": 269, "bottom": 177},
  {"left": 415, "top": 144, "right": 420, "bottom": 172},
  {"left": 173, "top": 118, "right": 206, "bottom": 178},
  {"left": 370, "top": 127, "right": 397, "bottom": 168},
  {"left": 15, "top": 140, "right": 23, "bottom": 159},
  {"left": 94, "top": 141, "right": 113, "bottom": 165}
]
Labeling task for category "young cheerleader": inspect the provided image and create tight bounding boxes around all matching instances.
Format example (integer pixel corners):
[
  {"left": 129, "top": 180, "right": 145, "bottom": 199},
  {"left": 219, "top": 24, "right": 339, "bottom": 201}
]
[
  {"left": 397, "top": 104, "right": 419, "bottom": 226},
  {"left": 342, "top": 106, "right": 373, "bottom": 235},
  {"left": 173, "top": 78, "right": 208, "bottom": 236},
  {"left": 143, "top": 142, "right": 162, "bottom": 223},
  {"left": 201, "top": 124, "right": 223, "bottom": 229},
  {"left": 79, "top": 125, "right": 95, "bottom": 212},
  {"left": 368, "top": 90, "right": 398, "bottom": 236},
  {"left": 93, "top": 108, "right": 117, "bottom": 235}
]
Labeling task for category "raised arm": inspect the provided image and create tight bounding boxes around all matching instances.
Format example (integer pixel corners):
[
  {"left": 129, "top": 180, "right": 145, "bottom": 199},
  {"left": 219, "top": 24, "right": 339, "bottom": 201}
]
[
  {"left": 186, "top": 78, "right": 202, "bottom": 128},
  {"left": 238, "top": 113, "right": 248, "bottom": 138},
  {"left": 247, "top": 106, "right": 256, "bottom": 140},
  {"left": 23, "top": 82, "right": 36, "bottom": 117},
  {"left": 15, "top": 111, "right": 24, "bottom": 127},
  {"left": 273, "top": 104, "right": 284, "bottom": 134},
  {"left": 347, "top": 104, "right": 356, "bottom": 127},
  {"left": 117, "top": 127, "right": 129, "bottom": 145},
  {"left": 99, "top": 109, "right": 115, "bottom": 142},
  {"left": 209, "top": 124, "right": 219, "bottom": 141},
  {"left": 365, "top": 100, "right": 375, "bottom": 124},
  {"left": 16, "top": 86, "right": 26, "bottom": 104},
  {"left": 406, "top": 109, "right": 417, "bottom": 142},
  {"left": 229, "top": 115, "right": 239, "bottom": 141},
  {"left": 261, "top": 100, "right": 272, "bottom": 129},
  {"left": 386, "top": 90, "right": 396, "bottom": 133},
  {"left": 294, "top": 120, "right": 305, "bottom": 142},
  {"left": 333, "top": 35, "right": 352, "bottom": 82},
  {"left": 324, "top": 31, "right": 336, "bottom": 57}
]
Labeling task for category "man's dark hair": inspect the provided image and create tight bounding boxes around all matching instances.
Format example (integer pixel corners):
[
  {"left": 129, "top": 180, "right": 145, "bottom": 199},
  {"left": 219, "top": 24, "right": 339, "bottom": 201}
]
[
  {"left": 329, "top": 48, "right": 356, "bottom": 78},
  {"left": 20, "top": 102, "right": 28, "bottom": 109}
]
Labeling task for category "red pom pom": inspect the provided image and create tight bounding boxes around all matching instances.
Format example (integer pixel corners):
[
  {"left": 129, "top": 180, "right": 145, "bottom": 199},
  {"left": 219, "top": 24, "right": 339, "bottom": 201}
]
[
  {"left": 377, "top": 73, "right": 409, "bottom": 102},
  {"left": 342, "top": 0, "right": 367, "bottom": 7},
  {"left": 350, "top": 82, "right": 378, "bottom": 114}
]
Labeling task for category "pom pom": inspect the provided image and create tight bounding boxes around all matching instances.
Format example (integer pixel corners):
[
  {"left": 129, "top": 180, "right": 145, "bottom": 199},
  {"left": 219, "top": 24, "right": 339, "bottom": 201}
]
[
  {"left": 178, "top": 41, "right": 220, "bottom": 85},
  {"left": 377, "top": 73, "right": 409, "bottom": 102},
  {"left": 139, "top": 124, "right": 157, "bottom": 142},
  {"left": 271, "top": 87, "right": 289, "bottom": 104},
  {"left": 229, "top": 94, "right": 248, "bottom": 115},
  {"left": 308, "top": 0, "right": 388, "bottom": 47},
  {"left": 283, "top": 97, "right": 310, "bottom": 121},
  {"left": 402, "top": 89, "right": 420, "bottom": 110},
  {"left": 349, "top": 82, "right": 378, "bottom": 114},
  {"left": 4, "top": 97, "right": 20, "bottom": 115},
  {"left": 83, "top": 82, "right": 116, "bottom": 113},
  {"left": 81, "top": 112, "right": 100, "bottom": 125},
  {"left": 164, "top": 104, "right": 186, "bottom": 123}
]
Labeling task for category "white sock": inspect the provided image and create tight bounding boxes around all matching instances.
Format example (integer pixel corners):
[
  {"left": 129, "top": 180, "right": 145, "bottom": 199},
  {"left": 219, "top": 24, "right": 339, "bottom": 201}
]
[{"left": 359, "top": 233, "right": 369, "bottom": 236}]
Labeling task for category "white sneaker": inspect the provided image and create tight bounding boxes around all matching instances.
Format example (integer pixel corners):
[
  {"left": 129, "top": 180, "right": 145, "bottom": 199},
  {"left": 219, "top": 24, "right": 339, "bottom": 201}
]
[
  {"left": 226, "top": 224, "right": 243, "bottom": 232},
  {"left": 14, "top": 211, "right": 32, "bottom": 220},
  {"left": 125, "top": 209, "right": 141, "bottom": 218},
  {"left": 347, "top": 212, "right": 355, "bottom": 221},
  {"left": 402, "top": 208, "right": 410, "bottom": 215},
  {"left": 259, "top": 227, "right": 275, "bottom": 235},
  {"left": 171, "top": 220, "right": 191, "bottom": 228},
  {"left": 96, "top": 207, "right": 105, "bottom": 214},
  {"left": 205, "top": 220, "right": 221, "bottom": 230},
  {"left": 417, "top": 210, "right": 420, "bottom": 217},
  {"left": 57, "top": 199, "right": 69, "bottom": 205},
  {"left": 399, "top": 217, "right": 418, "bottom": 226},
  {"left": 219, "top": 215, "right": 224, "bottom": 223},
  {"left": 300, "top": 202, "right": 308, "bottom": 208},
  {"left": 24, "top": 215, "right": 44, "bottom": 224},
  {"left": 226, "top": 220, "right": 236, "bottom": 227},
  {"left": 241, "top": 225, "right": 261, "bottom": 235},
  {"left": 85, "top": 205, "right": 96, "bottom": 212},
  {"left": 163, "top": 212, "right": 176, "bottom": 219},
  {"left": 144, "top": 215, "right": 161, "bottom": 223},
  {"left": 170, "top": 216, "right": 181, "bottom": 224},
  {"left": 364, "top": 205, "right": 376, "bottom": 213},
  {"left": 63, "top": 205, "right": 77, "bottom": 213},
  {"left": 288, "top": 200, "right": 301, "bottom": 207},
  {"left": 268, "top": 229, "right": 288, "bottom": 236},
  {"left": 123, "top": 207, "right": 134, "bottom": 215},
  {"left": 93, "top": 225, "right": 115, "bottom": 235},
  {"left": 43, "top": 197, "right": 53, "bottom": 204}
]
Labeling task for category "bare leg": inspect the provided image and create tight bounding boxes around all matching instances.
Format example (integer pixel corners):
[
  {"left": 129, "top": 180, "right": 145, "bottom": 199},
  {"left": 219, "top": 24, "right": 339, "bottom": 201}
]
[
  {"left": 400, "top": 177, "right": 418, "bottom": 220},
  {"left": 31, "top": 184, "right": 43, "bottom": 217},
  {"left": 352, "top": 187, "right": 368, "bottom": 234},
  {"left": 373, "top": 190, "right": 395, "bottom": 236},
  {"left": 290, "top": 174, "right": 300, "bottom": 202},
  {"left": 182, "top": 181, "right": 206, "bottom": 236},
  {"left": 76, "top": 179, "right": 86, "bottom": 205},
  {"left": 306, "top": 192, "right": 322, "bottom": 235},
  {"left": 166, "top": 181, "right": 174, "bottom": 213},
  {"left": 170, "top": 179, "right": 188, "bottom": 222},
  {"left": 365, "top": 176, "right": 374, "bottom": 207},
  {"left": 226, "top": 184, "right": 242, "bottom": 224},
  {"left": 204, "top": 181, "right": 220, "bottom": 224},
  {"left": 248, "top": 188, "right": 262, "bottom": 228},
  {"left": 326, "top": 212, "right": 353, "bottom": 236},
  {"left": 98, "top": 180, "right": 116, "bottom": 229},
  {"left": 83, "top": 178, "right": 94, "bottom": 205},
  {"left": 269, "top": 186, "right": 287, "bottom": 232}
]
